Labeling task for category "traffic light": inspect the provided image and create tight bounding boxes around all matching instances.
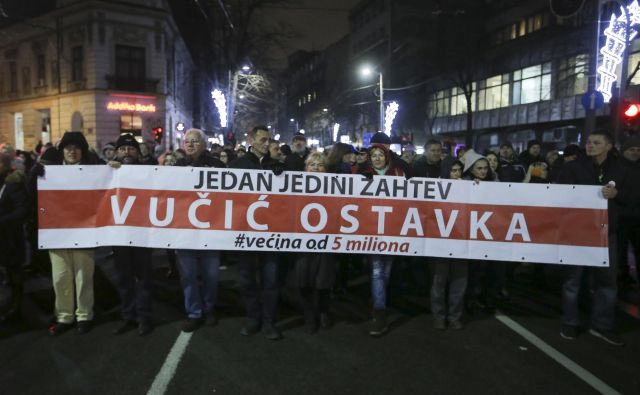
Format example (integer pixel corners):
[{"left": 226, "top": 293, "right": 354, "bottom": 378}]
[
  {"left": 152, "top": 127, "right": 163, "bottom": 143},
  {"left": 623, "top": 102, "right": 640, "bottom": 120}
]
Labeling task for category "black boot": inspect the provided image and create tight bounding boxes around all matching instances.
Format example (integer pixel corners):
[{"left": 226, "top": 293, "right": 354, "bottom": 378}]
[{"left": 369, "top": 309, "right": 388, "bottom": 337}]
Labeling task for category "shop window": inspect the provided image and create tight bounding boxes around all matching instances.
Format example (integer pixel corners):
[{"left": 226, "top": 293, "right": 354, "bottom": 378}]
[{"left": 121, "top": 113, "right": 143, "bottom": 136}]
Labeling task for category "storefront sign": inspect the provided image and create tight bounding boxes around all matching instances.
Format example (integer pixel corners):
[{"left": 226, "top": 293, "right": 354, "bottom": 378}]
[{"left": 107, "top": 101, "right": 156, "bottom": 112}]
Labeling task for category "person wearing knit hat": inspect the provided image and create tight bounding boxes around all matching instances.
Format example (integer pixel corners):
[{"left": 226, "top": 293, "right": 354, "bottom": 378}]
[
  {"left": 112, "top": 134, "right": 141, "bottom": 165},
  {"left": 108, "top": 133, "right": 153, "bottom": 336},
  {"left": 462, "top": 149, "right": 493, "bottom": 181},
  {"left": 370, "top": 132, "right": 392, "bottom": 146}
]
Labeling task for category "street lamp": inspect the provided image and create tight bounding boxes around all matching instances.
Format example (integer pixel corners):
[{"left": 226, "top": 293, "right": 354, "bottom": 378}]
[{"left": 360, "top": 65, "right": 384, "bottom": 135}]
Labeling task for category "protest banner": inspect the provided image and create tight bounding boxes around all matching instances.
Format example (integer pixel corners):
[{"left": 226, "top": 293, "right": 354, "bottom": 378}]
[{"left": 38, "top": 165, "right": 609, "bottom": 266}]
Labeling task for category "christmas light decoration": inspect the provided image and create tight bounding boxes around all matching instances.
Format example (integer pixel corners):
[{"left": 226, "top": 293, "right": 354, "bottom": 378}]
[
  {"left": 211, "top": 89, "right": 228, "bottom": 127},
  {"left": 597, "top": 0, "right": 640, "bottom": 102},
  {"left": 384, "top": 101, "right": 399, "bottom": 136},
  {"left": 333, "top": 123, "right": 340, "bottom": 142}
]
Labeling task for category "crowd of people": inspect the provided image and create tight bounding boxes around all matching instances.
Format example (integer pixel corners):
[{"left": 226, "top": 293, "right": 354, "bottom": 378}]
[{"left": 0, "top": 125, "right": 638, "bottom": 346}]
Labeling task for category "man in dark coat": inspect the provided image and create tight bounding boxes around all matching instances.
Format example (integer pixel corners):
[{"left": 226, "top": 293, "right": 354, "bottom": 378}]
[
  {"left": 107, "top": 134, "right": 154, "bottom": 336},
  {"left": 498, "top": 141, "right": 526, "bottom": 182},
  {"left": 616, "top": 136, "right": 640, "bottom": 288},
  {"left": 0, "top": 152, "right": 27, "bottom": 321},
  {"left": 284, "top": 133, "right": 309, "bottom": 171},
  {"left": 174, "top": 128, "right": 225, "bottom": 333},
  {"left": 557, "top": 130, "right": 625, "bottom": 346},
  {"left": 228, "top": 125, "right": 283, "bottom": 340},
  {"left": 412, "top": 138, "right": 442, "bottom": 179},
  {"left": 518, "top": 139, "right": 544, "bottom": 169}
]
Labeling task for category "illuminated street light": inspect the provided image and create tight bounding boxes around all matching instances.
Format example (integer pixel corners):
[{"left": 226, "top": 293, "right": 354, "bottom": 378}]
[
  {"left": 360, "top": 65, "right": 384, "bottom": 133},
  {"left": 241, "top": 65, "right": 251, "bottom": 72}
]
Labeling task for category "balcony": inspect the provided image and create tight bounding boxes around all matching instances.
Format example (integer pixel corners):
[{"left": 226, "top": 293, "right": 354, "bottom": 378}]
[{"left": 105, "top": 75, "right": 159, "bottom": 93}]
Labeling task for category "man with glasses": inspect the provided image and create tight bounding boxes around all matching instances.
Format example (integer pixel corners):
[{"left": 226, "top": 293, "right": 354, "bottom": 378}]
[{"left": 174, "top": 128, "right": 226, "bottom": 332}]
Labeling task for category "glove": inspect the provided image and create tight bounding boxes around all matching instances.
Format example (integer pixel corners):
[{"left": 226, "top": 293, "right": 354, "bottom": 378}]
[
  {"left": 35, "top": 164, "right": 45, "bottom": 177},
  {"left": 272, "top": 163, "right": 285, "bottom": 176}
]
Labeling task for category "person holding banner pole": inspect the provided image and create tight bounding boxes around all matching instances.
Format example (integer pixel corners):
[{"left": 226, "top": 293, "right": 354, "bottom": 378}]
[
  {"left": 107, "top": 134, "right": 154, "bottom": 336},
  {"left": 430, "top": 160, "right": 468, "bottom": 330},
  {"left": 289, "top": 152, "right": 336, "bottom": 334},
  {"left": 558, "top": 130, "right": 625, "bottom": 346},
  {"left": 360, "top": 143, "right": 405, "bottom": 336},
  {"left": 174, "top": 128, "right": 226, "bottom": 333},
  {"left": 228, "top": 125, "right": 285, "bottom": 340},
  {"left": 46, "top": 132, "right": 97, "bottom": 335}
]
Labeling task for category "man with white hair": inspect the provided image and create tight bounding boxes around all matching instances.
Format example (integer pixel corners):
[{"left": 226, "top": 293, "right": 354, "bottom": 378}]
[
  {"left": 174, "top": 128, "right": 226, "bottom": 332},
  {"left": 284, "top": 133, "right": 309, "bottom": 171}
]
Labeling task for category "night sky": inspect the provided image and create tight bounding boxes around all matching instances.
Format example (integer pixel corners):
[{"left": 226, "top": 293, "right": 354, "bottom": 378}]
[{"left": 260, "top": 0, "right": 361, "bottom": 67}]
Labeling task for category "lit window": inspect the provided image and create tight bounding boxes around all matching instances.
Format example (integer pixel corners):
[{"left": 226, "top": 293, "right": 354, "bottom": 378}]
[
  {"left": 512, "top": 63, "right": 552, "bottom": 105},
  {"left": 557, "top": 54, "right": 589, "bottom": 97},
  {"left": 451, "top": 84, "right": 476, "bottom": 115},
  {"left": 628, "top": 51, "right": 640, "bottom": 85},
  {"left": 478, "top": 74, "right": 510, "bottom": 111}
]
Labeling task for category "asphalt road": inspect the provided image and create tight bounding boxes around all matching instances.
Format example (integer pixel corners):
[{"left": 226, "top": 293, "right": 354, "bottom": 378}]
[{"left": 0, "top": 249, "right": 638, "bottom": 395}]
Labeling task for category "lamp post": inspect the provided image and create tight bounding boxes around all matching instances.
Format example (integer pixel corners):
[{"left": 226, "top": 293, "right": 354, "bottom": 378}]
[{"left": 361, "top": 65, "right": 384, "bottom": 134}]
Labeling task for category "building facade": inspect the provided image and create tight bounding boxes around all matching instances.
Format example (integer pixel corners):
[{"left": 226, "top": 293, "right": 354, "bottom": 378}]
[
  {"left": 0, "top": 0, "right": 201, "bottom": 152},
  {"left": 426, "top": 0, "right": 639, "bottom": 152}
]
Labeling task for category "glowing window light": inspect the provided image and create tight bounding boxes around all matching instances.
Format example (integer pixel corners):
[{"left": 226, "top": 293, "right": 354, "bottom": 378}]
[
  {"left": 333, "top": 123, "right": 340, "bottom": 142},
  {"left": 211, "top": 89, "right": 228, "bottom": 127},
  {"left": 384, "top": 101, "right": 399, "bottom": 136},
  {"left": 597, "top": 0, "right": 640, "bottom": 102},
  {"left": 340, "top": 135, "right": 351, "bottom": 144}
]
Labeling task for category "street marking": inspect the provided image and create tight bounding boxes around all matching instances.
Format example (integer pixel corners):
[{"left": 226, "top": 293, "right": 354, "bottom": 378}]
[
  {"left": 494, "top": 311, "right": 621, "bottom": 395},
  {"left": 147, "top": 332, "right": 193, "bottom": 395}
]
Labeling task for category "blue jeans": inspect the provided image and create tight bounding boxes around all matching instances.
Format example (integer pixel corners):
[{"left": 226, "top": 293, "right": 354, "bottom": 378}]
[
  {"left": 371, "top": 256, "right": 393, "bottom": 310},
  {"left": 431, "top": 258, "right": 468, "bottom": 321},
  {"left": 238, "top": 252, "right": 279, "bottom": 324},
  {"left": 176, "top": 250, "right": 220, "bottom": 319},
  {"left": 562, "top": 235, "right": 617, "bottom": 330}
]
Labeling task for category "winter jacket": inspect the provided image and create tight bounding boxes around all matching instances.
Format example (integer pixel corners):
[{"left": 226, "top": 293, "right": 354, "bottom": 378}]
[
  {"left": 0, "top": 170, "right": 28, "bottom": 268},
  {"left": 228, "top": 151, "right": 284, "bottom": 173},
  {"left": 558, "top": 155, "right": 625, "bottom": 234},
  {"left": 617, "top": 157, "right": 640, "bottom": 223},
  {"left": 284, "top": 149, "right": 310, "bottom": 172},
  {"left": 497, "top": 158, "right": 526, "bottom": 182},
  {"left": 411, "top": 155, "right": 441, "bottom": 178},
  {"left": 176, "top": 151, "right": 226, "bottom": 168}
]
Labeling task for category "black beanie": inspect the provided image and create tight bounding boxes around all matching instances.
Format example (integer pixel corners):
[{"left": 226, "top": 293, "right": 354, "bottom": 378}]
[
  {"left": 527, "top": 139, "right": 542, "bottom": 150},
  {"left": 370, "top": 132, "right": 391, "bottom": 145},
  {"left": 116, "top": 134, "right": 140, "bottom": 152}
]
